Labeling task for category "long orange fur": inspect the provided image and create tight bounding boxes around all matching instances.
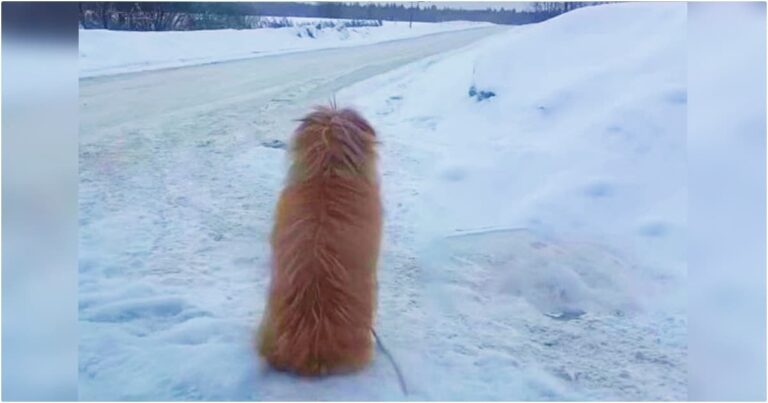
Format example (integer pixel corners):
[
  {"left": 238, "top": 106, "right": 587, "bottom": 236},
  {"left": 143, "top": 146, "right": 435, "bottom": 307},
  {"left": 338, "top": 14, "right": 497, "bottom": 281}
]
[{"left": 256, "top": 105, "right": 382, "bottom": 376}]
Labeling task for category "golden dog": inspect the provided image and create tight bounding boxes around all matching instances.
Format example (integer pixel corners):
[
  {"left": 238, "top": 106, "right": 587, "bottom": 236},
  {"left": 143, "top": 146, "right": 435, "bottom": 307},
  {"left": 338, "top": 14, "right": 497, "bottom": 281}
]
[{"left": 256, "top": 105, "right": 382, "bottom": 376}]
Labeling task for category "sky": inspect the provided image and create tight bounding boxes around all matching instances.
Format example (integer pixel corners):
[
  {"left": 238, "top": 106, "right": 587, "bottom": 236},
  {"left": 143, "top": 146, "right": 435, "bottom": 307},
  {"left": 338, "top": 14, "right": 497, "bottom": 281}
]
[
  {"left": 416, "top": 2, "right": 533, "bottom": 11},
  {"left": 345, "top": 2, "right": 535, "bottom": 11}
]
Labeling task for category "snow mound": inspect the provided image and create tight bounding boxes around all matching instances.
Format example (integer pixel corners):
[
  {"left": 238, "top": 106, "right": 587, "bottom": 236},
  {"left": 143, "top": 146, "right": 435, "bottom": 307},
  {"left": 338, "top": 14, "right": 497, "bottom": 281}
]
[
  {"left": 336, "top": 3, "right": 687, "bottom": 399},
  {"left": 472, "top": 3, "right": 686, "bottom": 100},
  {"left": 400, "top": 3, "right": 688, "bottom": 296}
]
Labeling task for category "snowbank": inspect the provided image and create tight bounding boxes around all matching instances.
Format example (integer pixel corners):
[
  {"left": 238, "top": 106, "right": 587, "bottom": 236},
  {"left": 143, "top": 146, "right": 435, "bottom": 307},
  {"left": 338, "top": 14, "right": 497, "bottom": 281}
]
[
  {"left": 79, "top": 18, "right": 491, "bottom": 77},
  {"left": 343, "top": 2, "right": 687, "bottom": 312},
  {"left": 337, "top": 3, "right": 687, "bottom": 398},
  {"left": 461, "top": 2, "right": 688, "bottom": 308}
]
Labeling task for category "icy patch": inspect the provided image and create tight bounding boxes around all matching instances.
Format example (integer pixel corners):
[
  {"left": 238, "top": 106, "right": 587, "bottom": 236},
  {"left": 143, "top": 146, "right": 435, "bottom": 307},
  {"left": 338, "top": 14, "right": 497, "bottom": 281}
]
[{"left": 434, "top": 228, "right": 645, "bottom": 317}]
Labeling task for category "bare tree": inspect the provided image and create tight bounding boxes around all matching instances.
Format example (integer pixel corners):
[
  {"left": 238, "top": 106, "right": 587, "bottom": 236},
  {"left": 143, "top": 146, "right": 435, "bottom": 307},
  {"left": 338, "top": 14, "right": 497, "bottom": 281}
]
[{"left": 95, "top": 2, "right": 111, "bottom": 29}]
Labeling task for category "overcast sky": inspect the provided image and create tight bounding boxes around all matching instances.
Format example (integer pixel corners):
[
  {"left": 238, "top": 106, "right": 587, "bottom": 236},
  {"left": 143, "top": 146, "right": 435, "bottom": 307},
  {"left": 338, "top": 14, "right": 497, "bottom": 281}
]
[
  {"left": 416, "top": 2, "right": 533, "bottom": 11},
  {"left": 348, "top": 2, "right": 534, "bottom": 11}
]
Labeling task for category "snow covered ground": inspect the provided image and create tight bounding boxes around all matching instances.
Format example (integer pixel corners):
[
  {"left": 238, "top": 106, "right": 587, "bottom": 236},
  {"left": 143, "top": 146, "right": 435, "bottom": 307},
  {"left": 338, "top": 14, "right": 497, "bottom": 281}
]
[
  {"left": 79, "top": 3, "right": 686, "bottom": 400},
  {"left": 79, "top": 18, "right": 491, "bottom": 77}
]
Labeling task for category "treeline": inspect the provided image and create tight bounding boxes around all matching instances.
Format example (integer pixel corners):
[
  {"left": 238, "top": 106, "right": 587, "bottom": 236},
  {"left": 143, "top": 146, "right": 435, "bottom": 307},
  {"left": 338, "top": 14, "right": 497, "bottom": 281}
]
[
  {"left": 79, "top": 2, "right": 600, "bottom": 31},
  {"left": 241, "top": 2, "right": 598, "bottom": 25},
  {"left": 79, "top": 3, "right": 264, "bottom": 30}
]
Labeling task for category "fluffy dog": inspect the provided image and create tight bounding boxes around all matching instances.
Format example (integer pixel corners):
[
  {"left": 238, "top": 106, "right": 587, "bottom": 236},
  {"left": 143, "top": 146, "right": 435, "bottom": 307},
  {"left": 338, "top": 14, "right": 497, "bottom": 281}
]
[{"left": 257, "top": 105, "right": 382, "bottom": 376}]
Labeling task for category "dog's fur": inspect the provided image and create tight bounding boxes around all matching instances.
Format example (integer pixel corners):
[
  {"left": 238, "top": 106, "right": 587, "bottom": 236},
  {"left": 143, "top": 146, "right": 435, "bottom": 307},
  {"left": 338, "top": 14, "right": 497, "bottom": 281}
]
[{"left": 256, "top": 105, "right": 382, "bottom": 376}]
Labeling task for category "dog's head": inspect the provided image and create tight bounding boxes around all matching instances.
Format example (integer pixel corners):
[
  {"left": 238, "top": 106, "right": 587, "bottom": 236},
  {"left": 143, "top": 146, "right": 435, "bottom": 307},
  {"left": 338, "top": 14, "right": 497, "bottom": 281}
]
[{"left": 290, "top": 105, "right": 378, "bottom": 182}]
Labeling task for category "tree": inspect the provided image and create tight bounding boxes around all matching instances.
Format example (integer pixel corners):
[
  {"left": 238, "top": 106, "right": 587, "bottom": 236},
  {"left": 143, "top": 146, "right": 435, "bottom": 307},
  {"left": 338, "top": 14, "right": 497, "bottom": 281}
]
[{"left": 95, "top": 2, "right": 112, "bottom": 29}]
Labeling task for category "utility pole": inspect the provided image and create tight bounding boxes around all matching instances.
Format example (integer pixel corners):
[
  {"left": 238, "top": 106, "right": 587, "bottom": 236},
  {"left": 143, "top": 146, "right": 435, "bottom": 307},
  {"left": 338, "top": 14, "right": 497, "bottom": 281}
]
[{"left": 409, "top": 2, "right": 414, "bottom": 29}]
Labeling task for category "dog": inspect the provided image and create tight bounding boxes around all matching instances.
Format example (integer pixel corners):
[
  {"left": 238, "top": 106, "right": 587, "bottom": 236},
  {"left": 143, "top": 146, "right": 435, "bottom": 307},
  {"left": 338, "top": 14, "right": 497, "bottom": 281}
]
[{"left": 256, "top": 105, "right": 382, "bottom": 376}]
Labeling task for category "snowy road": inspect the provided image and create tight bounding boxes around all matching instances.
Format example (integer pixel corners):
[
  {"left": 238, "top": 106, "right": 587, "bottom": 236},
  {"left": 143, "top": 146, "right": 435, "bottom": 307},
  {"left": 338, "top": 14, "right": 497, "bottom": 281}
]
[{"left": 80, "top": 26, "right": 504, "bottom": 140}]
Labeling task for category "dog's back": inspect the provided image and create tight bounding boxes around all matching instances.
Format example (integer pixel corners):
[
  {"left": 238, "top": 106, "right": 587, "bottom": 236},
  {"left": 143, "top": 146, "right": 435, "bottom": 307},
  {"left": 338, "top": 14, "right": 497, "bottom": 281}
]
[{"left": 257, "top": 106, "right": 382, "bottom": 376}]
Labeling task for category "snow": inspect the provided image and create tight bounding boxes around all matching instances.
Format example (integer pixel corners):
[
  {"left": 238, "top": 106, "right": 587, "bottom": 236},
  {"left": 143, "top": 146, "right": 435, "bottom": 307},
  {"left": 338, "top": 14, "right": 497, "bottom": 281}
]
[
  {"left": 79, "top": 3, "right": 687, "bottom": 400},
  {"left": 687, "top": 3, "right": 766, "bottom": 400},
  {"left": 78, "top": 18, "right": 492, "bottom": 77}
]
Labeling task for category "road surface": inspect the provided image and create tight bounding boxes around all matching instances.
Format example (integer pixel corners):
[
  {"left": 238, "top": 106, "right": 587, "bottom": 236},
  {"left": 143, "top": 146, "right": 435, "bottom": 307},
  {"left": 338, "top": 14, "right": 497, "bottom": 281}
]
[{"left": 79, "top": 27, "right": 505, "bottom": 140}]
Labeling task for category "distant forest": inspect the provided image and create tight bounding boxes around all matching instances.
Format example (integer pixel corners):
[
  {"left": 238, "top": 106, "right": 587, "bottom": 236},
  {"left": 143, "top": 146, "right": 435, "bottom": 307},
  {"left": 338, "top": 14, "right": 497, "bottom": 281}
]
[{"left": 79, "top": 2, "right": 601, "bottom": 31}]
